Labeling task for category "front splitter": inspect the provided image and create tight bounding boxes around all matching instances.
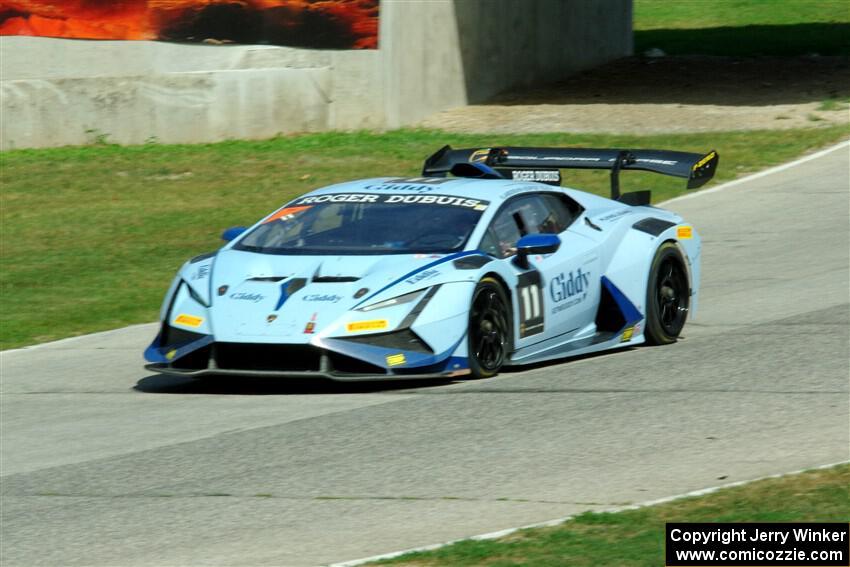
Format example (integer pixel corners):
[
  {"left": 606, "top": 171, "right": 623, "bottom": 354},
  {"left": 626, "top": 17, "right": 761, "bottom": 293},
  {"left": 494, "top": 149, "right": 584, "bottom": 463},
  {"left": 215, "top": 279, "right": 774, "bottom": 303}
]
[{"left": 144, "top": 363, "right": 470, "bottom": 382}]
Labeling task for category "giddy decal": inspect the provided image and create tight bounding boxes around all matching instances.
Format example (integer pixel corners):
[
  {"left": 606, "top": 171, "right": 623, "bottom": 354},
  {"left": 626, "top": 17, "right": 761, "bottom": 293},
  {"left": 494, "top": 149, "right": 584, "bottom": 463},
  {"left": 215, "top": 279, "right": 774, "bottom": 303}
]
[{"left": 550, "top": 268, "right": 590, "bottom": 313}]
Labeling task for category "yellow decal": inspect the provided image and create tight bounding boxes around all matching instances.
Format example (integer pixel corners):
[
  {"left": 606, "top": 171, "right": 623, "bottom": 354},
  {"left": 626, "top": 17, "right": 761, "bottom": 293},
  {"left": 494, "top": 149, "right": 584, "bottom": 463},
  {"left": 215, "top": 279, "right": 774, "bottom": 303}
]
[
  {"left": 692, "top": 151, "right": 716, "bottom": 171},
  {"left": 386, "top": 353, "right": 406, "bottom": 366},
  {"left": 346, "top": 319, "right": 389, "bottom": 333},
  {"left": 174, "top": 313, "right": 204, "bottom": 328},
  {"left": 621, "top": 323, "right": 641, "bottom": 343},
  {"left": 469, "top": 148, "right": 491, "bottom": 163},
  {"left": 677, "top": 226, "right": 693, "bottom": 239},
  {"left": 165, "top": 349, "right": 177, "bottom": 360}
]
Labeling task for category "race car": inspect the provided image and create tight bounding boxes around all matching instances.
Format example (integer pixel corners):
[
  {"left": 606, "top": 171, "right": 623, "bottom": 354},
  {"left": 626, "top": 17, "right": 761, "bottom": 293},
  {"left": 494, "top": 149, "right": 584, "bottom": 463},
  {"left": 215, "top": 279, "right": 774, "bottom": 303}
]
[{"left": 144, "top": 145, "right": 718, "bottom": 380}]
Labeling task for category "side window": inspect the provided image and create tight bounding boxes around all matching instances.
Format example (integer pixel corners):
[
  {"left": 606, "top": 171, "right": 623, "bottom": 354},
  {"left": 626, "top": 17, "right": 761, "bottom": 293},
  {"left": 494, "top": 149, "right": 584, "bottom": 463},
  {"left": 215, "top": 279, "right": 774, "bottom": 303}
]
[
  {"left": 479, "top": 193, "right": 583, "bottom": 258},
  {"left": 479, "top": 195, "right": 548, "bottom": 258},
  {"left": 539, "top": 193, "right": 582, "bottom": 233}
]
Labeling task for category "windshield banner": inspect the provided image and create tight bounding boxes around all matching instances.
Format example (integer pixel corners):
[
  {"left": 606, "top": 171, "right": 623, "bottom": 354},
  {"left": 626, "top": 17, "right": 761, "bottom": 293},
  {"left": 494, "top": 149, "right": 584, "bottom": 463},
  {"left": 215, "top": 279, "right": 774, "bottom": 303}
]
[{"left": 291, "top": 193, "right": 490, "bottom": 211}]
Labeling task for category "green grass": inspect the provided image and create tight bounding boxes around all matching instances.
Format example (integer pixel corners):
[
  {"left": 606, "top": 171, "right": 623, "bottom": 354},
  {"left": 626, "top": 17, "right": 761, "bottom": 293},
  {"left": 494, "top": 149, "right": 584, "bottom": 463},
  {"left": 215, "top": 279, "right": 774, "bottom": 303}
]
[
  {"left": 635, "top": 0, "right": 850, "bottom": 30},
  {"left": 634, "top": 0, "right": 850, "bottom": 55},
  {"left": 818, "top": 96, "right": 850, "bottom": 111},
  {"left": 371, "top": 464, "right": 850, "bottom": 566},
  {"left": 1, "top": 126, "right": 847, "bottom": 349}
]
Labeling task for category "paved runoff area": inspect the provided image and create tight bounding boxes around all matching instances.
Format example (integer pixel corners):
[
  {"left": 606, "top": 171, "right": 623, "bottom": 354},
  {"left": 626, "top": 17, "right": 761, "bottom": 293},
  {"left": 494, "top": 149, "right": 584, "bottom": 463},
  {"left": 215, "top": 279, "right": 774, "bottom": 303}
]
[{"left": 1, "top": 144, "right": 848, "bottom": 566}]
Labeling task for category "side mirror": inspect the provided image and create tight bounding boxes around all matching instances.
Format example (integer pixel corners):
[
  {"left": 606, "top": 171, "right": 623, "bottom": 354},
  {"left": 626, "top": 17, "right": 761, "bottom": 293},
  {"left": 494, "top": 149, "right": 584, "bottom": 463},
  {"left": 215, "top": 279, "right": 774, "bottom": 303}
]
[
  {"left": 515, "top": 233, "right": 561, "bottom": 269},
  {"left": 221, "top": 226, "right": 247, "bottom": 242}
]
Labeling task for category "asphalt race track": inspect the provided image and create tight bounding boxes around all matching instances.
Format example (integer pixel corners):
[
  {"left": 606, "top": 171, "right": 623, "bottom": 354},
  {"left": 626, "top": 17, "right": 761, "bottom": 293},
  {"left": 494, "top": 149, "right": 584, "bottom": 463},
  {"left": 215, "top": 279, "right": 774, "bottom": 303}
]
[{"left": 2, "top": 144, "right": 848, "bottom": 566}]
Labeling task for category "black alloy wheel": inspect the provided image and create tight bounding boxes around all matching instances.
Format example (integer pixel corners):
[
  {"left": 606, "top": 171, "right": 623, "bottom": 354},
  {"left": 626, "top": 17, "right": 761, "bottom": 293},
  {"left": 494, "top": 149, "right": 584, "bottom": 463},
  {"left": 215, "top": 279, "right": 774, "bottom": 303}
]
[
  {"left": 468, "top": 278, "right": 511, "bottom": 378},
  {"left": 645, "top": 242, "right": 690, "bottom": 345}
]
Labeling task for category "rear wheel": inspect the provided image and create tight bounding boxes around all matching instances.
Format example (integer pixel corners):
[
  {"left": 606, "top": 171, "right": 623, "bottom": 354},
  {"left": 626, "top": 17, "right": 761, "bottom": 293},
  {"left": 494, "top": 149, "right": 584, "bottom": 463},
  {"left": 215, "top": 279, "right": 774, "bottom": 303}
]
[
  {"left": 645, "top": 242, "right": 690, "bottom": 345},
  {"left": 468, "top": 278, "right": 511, "bottom": 378}
]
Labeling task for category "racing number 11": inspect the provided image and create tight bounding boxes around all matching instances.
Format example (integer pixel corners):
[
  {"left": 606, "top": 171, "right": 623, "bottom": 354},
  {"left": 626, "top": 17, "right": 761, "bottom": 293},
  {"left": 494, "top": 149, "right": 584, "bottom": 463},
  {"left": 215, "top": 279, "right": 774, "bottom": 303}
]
[
  {"left": 520, "top": 285, "right": 540, "bottom": 320},
  {"left": 517, "top": 272, "right": 544, "bottom": 338}
]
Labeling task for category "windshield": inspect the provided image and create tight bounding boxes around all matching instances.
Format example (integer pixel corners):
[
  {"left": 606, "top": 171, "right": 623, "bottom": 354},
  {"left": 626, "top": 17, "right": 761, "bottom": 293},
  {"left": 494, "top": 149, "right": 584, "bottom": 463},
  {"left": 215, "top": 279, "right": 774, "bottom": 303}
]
[{"left": 234, "top": 193, "right": 489, "bottom": 255}]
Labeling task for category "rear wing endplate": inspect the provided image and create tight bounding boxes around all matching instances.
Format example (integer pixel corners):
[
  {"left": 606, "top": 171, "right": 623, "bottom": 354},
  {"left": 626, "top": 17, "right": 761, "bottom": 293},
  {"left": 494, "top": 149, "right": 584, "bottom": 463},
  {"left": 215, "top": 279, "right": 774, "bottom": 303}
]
[{"left": 422, "top": 146, "right": 719, "bottom": 204}]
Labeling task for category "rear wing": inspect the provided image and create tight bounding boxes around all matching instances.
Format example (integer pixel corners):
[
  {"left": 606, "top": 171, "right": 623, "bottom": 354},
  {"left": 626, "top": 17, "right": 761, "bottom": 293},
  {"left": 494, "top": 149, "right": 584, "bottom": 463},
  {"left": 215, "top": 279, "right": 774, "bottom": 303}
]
[{"left": 422, "top": 146, "right": 719, "bottom": 204}]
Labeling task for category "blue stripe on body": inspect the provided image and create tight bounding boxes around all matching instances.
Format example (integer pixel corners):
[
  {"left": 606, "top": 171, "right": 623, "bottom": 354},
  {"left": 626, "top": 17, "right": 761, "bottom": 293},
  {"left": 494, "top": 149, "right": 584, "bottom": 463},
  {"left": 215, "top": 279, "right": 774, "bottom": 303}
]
[{"left": 353, "top": 250, "right": 486, "bottom": 309}]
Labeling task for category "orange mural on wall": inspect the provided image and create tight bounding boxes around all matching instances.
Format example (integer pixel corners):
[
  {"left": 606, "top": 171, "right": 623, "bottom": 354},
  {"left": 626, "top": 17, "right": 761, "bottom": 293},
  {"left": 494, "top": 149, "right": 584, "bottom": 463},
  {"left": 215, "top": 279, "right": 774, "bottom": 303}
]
[{"left": 0, "top": 0, "right": 379, "bottom": 48}]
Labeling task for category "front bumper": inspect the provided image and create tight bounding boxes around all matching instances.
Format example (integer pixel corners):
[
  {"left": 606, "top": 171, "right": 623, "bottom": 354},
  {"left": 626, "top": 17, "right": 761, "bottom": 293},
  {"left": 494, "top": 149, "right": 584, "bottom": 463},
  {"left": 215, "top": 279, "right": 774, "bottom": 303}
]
[
  {"left": 145, "top": 332, "right": 470, "bottom": 381},
  {"left": 144, "top": 363, "right": 469, "bottom": 381}
]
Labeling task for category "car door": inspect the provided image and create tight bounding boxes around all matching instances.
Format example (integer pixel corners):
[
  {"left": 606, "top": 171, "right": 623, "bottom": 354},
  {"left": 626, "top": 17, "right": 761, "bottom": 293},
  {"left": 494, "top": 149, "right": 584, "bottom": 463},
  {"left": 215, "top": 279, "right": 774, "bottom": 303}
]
[{"left": 479, "top": 193, "right": 602, "bottom": 348}]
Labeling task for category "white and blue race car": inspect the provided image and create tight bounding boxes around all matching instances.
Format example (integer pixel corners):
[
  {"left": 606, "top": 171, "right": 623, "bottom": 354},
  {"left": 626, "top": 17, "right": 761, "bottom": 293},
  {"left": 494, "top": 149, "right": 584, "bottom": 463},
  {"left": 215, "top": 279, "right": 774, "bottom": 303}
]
[{"left": 145, "top": 145, "right": 718, "bottom": 380}]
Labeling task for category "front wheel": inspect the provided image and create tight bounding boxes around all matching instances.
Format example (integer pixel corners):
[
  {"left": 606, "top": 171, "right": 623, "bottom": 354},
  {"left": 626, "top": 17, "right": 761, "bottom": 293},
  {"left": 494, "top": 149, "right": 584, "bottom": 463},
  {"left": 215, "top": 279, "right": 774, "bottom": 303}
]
[
  {"left": 468, "top": 278, "right": 511, "bottom": 378},
  {"left": 645, "top": 242, "right": 690, "bottom": 345}
]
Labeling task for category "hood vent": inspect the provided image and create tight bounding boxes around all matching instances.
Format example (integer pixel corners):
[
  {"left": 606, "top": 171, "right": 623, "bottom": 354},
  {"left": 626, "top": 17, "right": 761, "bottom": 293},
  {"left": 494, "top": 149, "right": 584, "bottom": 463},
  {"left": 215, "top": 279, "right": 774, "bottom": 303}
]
[
  {"left": 248, "top": 276, "right": 287, "bottom": 282},
  {"left": 312, "top": 276, "right": 361, "bottom": 283}
]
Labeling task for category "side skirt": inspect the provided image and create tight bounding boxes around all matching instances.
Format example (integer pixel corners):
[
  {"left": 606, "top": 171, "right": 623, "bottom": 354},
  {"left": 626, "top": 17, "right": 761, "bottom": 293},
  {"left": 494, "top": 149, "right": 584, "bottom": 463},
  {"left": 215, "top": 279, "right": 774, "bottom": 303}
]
[{"left": 506, "top": 332, "right": 646, "bottom": 367}]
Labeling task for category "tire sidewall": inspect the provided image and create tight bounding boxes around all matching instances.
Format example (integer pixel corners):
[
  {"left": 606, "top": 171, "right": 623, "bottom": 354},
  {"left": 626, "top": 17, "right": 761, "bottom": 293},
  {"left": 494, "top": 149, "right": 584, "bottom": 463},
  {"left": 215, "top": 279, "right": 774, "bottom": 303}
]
[
  {"left": 645, "top": 242, "right": 689, "bottom": 345},
  {"left": 468, "top": 278, "right": 511, "bottom": 379}
]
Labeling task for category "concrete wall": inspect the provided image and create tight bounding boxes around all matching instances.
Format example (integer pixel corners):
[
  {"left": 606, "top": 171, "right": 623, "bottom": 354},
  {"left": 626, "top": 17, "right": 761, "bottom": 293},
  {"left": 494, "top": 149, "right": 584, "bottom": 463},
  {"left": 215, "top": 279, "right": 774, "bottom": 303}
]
[
  {"left": 0, "top": 39, "right": 383, "bottom": 148},
  {"left": 0, "top": 0, "right": 632, "bottom": 149},
  {"left": 379, "top": 0, "right": 468, "bottom": 128},
  {"left": 453, "top": 0, "right": 633, "bottom": 104},
  {"left": 381, "top": 0, "right": 633, "bottom": 127}
]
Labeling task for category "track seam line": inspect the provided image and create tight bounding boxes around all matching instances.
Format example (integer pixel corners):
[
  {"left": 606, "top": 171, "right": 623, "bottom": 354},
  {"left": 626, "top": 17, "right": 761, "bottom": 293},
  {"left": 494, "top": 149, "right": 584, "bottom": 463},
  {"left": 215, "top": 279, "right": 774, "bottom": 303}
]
[{"left": 327, "top": 460, "right": 850, "bottom": 567}]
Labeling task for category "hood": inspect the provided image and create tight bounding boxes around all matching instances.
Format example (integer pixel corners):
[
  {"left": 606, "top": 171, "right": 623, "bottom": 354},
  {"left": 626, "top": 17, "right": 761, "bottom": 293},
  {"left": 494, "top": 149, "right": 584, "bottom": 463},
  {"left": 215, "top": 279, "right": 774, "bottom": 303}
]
[{"left": 206, "top": 249, "right": 476, "bottom": 343}]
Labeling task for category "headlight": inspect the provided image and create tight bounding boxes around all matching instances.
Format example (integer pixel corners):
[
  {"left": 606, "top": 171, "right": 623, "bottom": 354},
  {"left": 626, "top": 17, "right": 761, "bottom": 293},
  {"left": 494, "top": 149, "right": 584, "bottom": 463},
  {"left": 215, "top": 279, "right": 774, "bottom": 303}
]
[{"left": 357, "top": 289, "right": 424, "bottom": 312}]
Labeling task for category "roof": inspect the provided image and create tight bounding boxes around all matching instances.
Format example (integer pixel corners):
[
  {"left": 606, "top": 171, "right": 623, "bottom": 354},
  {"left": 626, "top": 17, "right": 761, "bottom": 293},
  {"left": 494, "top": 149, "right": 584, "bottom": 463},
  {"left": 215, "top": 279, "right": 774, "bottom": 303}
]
[{"left": 297, "top": 176, "right": 558, "bottom": 203}]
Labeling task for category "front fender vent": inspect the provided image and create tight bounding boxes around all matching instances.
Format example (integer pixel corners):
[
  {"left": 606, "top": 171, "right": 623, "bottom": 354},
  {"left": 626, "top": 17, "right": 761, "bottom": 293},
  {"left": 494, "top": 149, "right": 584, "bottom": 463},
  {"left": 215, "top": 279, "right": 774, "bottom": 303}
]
[{"left": 453, "top": 255, "right": 492, "bottom": 270}]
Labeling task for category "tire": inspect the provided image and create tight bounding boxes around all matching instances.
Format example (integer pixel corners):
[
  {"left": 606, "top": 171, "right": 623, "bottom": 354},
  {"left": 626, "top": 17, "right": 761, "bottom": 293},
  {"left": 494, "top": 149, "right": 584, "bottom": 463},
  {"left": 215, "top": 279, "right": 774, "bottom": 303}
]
[
  {"left": 468, "top": 278, "right": 511, "bottom": 378},
  {"left": 644, "top": 242, "right": 690, "bottom": 345}
]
